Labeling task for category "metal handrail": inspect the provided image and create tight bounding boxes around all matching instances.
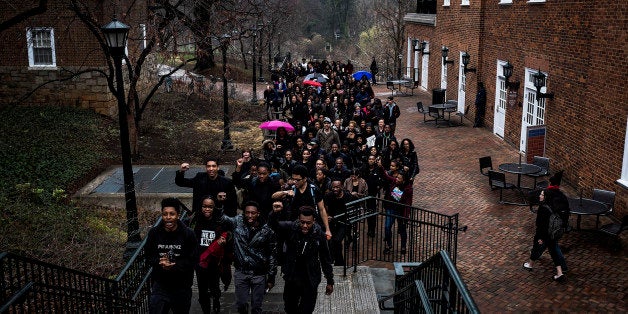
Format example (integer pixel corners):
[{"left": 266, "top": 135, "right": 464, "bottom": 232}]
[
  {"left": 391, "top": 250, "right": 480, "bottom": 313},
  {"left": 1, "top": 206, "right": 189, "bottom": 312}
]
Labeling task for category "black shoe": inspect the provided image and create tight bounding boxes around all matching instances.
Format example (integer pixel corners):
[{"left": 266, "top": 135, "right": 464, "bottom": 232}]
[
  {"left": 400, "top": 248, "right": 406, "bottom": 255},
  {"left": 383, "top": 246, "right": 392, "bottom": 254},
  {"left": 553, "top": 274, "right": 566, "bottom": 282}
]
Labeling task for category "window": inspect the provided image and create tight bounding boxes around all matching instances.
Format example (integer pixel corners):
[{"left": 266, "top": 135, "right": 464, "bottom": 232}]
[
  {"left": 416, "top": 0, "right": 437, "bottom": 13},
  {"left": 461, "top": 0, "right": 470, "bottom": 6},
  {"left": 27, "top": 28, "right": 56, "bottom": 68},
  {"left": 499, "top": 0, "right": 513, "bottom": 4},
  {"left": 619, "top": 117, "right": 628, "bottom": 188},
  {"left": 443, "top": 0, "right": 450, "bottom": 6},
  {"left": 527, "top": 0, "right": 546, "bottom": 3}
]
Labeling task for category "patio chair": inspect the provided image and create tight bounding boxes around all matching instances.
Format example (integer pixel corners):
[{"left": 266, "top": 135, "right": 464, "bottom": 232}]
[
  {"left": 488, "top": 170, "right": 518, "bottom": 204},
  {"left": 598, "top": 215, "right": 628, "bottom": 250},
  {"left": 526, "top": 156, "right": 550, "bottom": 188},
  {"left": 592, "top": 188, "right": 616, "bottom": 228},
  {"left": 386, "top": 81, "right": 396, "bottom": 96},
  {"left": 479, "top": 156, "right": 493, "bottom": 176},
  {"left": 427, "top": 106, "right": 442, "bottom": 126},
  {"left": 417, "top": 102, "right": 435, "bottom": 123},
  {"left": 405, "top": 81, "right": 419, "bottom": 95}
]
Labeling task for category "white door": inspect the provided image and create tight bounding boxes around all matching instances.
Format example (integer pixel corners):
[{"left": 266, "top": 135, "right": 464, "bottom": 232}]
[
  {"left": 493, "top": 60, "right": 507, "bottom": 138},
  {"left": 520, "top": 69, "right": 546, "bottom": 153},
  {"left": 421, "top": 43, "right": 429, "bottom": 89},
  {"left": 457, "top": 52, "right": 466, "bottom": 113}
]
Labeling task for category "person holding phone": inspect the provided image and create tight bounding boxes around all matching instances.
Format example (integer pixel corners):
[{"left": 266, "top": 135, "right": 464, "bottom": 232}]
[{"left": 145, "top": 198, "right": 197, "bottom": 314}]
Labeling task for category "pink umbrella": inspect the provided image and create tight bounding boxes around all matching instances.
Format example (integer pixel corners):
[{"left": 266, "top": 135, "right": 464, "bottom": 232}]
[
  {"left": 303, "top": 80, "right": 322, "bottom": 88},
  {"left": 259, "top": 120, "right": 295, "bottom": 132}
]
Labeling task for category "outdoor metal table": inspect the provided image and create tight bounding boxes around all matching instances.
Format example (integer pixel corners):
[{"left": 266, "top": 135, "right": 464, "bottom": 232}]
[
  {"left": 387, "top": 80, "right": 410, "bottom": 96},
  {"left": 498, "top": 163, "right": 541, "bottom": 188},
  {"left": 568, "top": 197, "right": 609, "bottom": 230},
  {"left": 498, "top": 163, "right": 541, "bottom": 205},
  {"left": 429, "top": 103, "right": 459, "bottom": 127}
]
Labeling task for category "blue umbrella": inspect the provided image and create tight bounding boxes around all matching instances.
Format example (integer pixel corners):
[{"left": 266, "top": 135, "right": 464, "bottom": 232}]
[{"left": 352, "top": 70, "right": 373, "bottom": 81}]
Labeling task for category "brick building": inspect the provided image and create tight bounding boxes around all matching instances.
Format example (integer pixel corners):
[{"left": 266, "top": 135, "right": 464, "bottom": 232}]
[
  {"left": 0, "top": 1, "right": 148, "bottom": 116},
  {"left": 404, "top": 0, "right": 628, "bottom": 216}
]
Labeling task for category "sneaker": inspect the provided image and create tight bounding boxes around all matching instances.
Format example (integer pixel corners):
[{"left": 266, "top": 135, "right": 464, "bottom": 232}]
[
  {"left": 523, "top": 262, "right": 533, "bottom": 271},
  {"left": 553, "top": 274, "right": 566, "bottom": 282}
]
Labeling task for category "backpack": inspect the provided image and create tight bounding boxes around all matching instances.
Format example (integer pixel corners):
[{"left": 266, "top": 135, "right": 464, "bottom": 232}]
[{"left": 546, "top": 205, "right": 564, "bottom": 240}]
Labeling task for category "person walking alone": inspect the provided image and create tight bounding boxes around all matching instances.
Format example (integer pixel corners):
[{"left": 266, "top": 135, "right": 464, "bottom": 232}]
[{"left": 522, "top": 181, "right": 570, "bottom": 282}]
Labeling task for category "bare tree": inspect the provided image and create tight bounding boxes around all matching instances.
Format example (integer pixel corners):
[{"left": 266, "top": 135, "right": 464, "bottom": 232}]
[
  {"left": 0, "top": 0, "right": 47, "bottom": 33},
  {"left": 373, "top": 0, "right": 410, "bottom": 79}
]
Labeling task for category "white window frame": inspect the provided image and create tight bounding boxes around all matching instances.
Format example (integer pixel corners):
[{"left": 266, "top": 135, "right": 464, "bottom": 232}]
[
  {"left": 499, "top": 0, "right": 513, "bottom": 4},
  {"left": 461, "top": 0, "right": 470, "bottom": 6},
  {"left": 619, "top": 117, "right": 628, "bottom": 188},
  {"left": 26, "top": 27, "right": 56, "bottom": 69},
  {"left": 527, "top": 0, "right": 547, "bottom": 3},
  {"left": 443, "top": 0, "right": 451, "bottom": 6}
]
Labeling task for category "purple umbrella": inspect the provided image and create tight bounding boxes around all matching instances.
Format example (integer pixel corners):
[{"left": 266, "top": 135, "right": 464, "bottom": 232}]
[{"left": 259, "top": 120, "right": 295, "bottom": 132}]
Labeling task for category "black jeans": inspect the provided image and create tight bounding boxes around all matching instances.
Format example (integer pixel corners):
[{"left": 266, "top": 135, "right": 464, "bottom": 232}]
[
  {"left": 283, "top": 278, "right": 319, "bottom": 314},
  {"left": 195, "top": 266, "right": 221, "bottom": 313},
  {"left": 149, "top": 282, "right": 192, "bottom": 314}
]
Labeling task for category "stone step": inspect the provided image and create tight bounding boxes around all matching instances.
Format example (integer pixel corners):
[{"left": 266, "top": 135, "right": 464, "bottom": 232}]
[{"left": 190, "top": 266, "right": 388, "bottom": 313}]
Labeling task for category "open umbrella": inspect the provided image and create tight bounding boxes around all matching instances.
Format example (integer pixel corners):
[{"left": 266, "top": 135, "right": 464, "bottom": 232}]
[
  {"left": 304, "top": 73, "right": 328, "bottom": 83},
  {"left": 303, "top": 80, "right": 322, "bottom": 88},
  {"left": 259, "top": 120, "right": 295, "bottom": 132},
  {"left": 352, "top": 70, "right": 373, "bottom": 81}
]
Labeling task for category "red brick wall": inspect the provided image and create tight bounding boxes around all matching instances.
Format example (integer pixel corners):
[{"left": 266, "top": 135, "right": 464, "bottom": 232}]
[
  {"left": 0, "top": 0, "right": 149, "bottom": 116},
  {"left": 406, "top": 0, "right": 628, "bottom": 215}
]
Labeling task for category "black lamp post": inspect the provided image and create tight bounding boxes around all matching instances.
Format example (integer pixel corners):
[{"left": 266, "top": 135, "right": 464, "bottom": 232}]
[
  {"left": 532, "top": 69, "right": 554, "bottom": 100},
  {"left": 101, "top": 18, "right": 141, "bottom": 258},
  {"left": 257, "top": 24, "right": 264, "bottom": 82},
  {"left": 220, "top": 34, "right": 234, "bottom": 150},
  {"left": 251, "top": 27, "right": 258, "bottom": 103}
]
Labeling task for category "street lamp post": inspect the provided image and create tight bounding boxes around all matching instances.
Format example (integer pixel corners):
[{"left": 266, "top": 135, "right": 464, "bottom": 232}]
[
  {"left": 251, "top": 27, "right": 258, "bottom": 104},
  {"left": 257, "top": 25, "right": 264, "bottom": 82},
  {"left": 220, "top": 34, "right": 234, "bottom": 150},
  {"left": 101, "top": 18, "right": 141, "bottom": 259}
]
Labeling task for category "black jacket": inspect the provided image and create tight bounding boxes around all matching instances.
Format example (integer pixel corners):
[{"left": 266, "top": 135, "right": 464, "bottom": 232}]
[
  {"left": 145, "top": 220, "right": 197, "bottom": 290},
  {"left": 269, "top": 217, "right": 334, "bottom": 288},
  {"left": 221, "top": 215, "right": 278, "bottom": 283},
  {"left": 175, "top": 171, "right": 238, "bottom": 216}
]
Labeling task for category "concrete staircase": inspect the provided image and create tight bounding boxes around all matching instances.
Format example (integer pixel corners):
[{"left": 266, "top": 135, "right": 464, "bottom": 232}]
[{"left": 190, "top": 266, "right": 395, "bottom": 313}]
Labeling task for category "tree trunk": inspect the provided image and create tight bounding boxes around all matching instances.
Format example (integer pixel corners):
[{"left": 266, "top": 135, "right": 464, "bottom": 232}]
[{"left": 194, "top": 40, "right": 215, "bottom": 71}]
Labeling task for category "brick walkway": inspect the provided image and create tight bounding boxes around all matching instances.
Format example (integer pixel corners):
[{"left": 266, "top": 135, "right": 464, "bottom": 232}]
[{"left": 383, "top": 86, "right": 627, "bottom": 312}]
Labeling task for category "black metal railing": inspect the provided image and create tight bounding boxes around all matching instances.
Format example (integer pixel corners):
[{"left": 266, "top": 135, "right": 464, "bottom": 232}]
[
  {"left": 1, "top": 209, "right": 187, "bottom": 313},
  {"left": 338, "top": 197, "right": 463, "bottom": 276},
  {"left": 380, "top": 250, "right": 479, "bottom": 314}
]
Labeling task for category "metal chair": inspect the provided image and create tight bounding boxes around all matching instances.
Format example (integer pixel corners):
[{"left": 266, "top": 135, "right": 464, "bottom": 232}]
[
  {"left": 598, "top": 215, "right": 628, "bottom": 250},
  {"left": 592, "top": 188, "right": 616, "bottom": 228},
  {"left": 488, "top": 170, "right": 518, "bottom": 204},
  {"left": 479, "top": 156, "right": 493, "bottom": 176},
  {"left": 417, "top": 102, "right": 435, "bottom": 123},
  {"left": 526, "top": 156, "right": 550, "bottom": 188},
  {"left": 386, "top": 81, "right": 396, "bottom": 96}
]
